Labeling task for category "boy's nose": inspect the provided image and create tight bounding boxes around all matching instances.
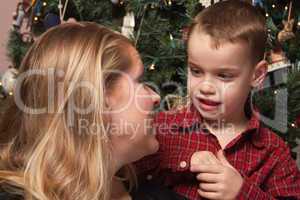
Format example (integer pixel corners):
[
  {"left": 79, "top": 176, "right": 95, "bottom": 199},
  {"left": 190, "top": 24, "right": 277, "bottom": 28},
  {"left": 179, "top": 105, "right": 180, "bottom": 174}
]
[{"left": 199, "top": 82, "right": 216, "bottom": 95}]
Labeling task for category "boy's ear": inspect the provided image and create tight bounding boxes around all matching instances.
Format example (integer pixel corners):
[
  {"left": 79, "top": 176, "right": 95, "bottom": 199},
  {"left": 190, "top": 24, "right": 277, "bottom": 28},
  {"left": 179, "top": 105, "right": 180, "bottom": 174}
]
[{"left": 251, "top": 60, "right": 268, "bottom": 88}]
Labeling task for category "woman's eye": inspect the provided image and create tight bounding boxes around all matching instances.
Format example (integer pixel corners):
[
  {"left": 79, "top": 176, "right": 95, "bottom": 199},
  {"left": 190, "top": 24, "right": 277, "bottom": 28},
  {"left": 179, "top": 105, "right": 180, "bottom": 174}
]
[
  {"left": 143, "top": 82, "right": 157, "bottom": 92},
  {"left": 137, "top": 77, "right": 155, "bottom": 91}
]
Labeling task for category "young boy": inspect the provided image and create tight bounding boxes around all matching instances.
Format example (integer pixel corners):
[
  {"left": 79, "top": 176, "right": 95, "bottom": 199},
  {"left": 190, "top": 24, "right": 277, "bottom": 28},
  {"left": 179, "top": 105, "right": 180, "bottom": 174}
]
[{"left": 135, "top": 1, "right": 300, "bottom": 199}]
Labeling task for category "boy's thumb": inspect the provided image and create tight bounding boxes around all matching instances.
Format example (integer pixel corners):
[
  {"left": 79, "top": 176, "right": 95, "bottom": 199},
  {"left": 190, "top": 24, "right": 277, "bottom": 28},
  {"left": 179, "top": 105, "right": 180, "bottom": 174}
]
[{"left": 217, "top": 150, "right": 231, "bottom": 167}]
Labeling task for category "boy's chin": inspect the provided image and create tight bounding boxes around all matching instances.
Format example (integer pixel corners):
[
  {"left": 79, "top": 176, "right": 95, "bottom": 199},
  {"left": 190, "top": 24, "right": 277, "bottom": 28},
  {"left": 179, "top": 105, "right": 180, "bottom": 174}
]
[
  {"left": 201, "top": 113, "right": 221, "bottom": 121},
  {"left": 195, "top": 106, "right": 223, "bottom": 120}
]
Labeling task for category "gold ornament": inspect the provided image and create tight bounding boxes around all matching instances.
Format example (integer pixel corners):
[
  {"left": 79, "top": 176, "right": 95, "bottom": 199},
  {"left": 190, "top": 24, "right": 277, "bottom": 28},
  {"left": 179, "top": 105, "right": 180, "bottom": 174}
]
[
  {"left": 31, "top": 0, "right": 36, "bottom": 6},
  {"left": 278, "top": 1, "right": 295, "bottom": 43}
]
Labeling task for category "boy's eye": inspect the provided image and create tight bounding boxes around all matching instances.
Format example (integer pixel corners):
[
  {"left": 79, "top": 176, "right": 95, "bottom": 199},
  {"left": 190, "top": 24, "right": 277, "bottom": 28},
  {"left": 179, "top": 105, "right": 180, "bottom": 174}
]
[
  {"left": 190, "top": 67, "right": 203, "bottom": 76},
  {"left": 218, "top": 73, "right": 234, "bottom": 80}
]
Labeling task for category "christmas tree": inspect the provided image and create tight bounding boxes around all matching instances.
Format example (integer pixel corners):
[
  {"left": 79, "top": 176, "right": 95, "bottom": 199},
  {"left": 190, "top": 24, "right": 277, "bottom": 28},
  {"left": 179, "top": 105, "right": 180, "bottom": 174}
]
[{"left": 3, "top": 0, "right": 300, "bottom": 154}]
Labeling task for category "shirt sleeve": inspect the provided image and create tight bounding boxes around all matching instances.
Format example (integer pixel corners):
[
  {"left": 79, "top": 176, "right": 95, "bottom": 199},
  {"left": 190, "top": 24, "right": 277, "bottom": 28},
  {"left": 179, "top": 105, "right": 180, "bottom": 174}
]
[{"left": 236, "top": 145, "right": 300, "bottom": 200}]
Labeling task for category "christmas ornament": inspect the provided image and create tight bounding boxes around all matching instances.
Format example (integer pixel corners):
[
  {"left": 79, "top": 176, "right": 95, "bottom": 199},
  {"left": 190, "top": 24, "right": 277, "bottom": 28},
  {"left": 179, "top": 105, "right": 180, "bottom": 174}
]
[
  {"left": 165, "top": 95, "right": 187, "bottom": 111},
  {"left": 278, "top": 2, "right": 295, "bottom": 43},
  {"left": 58, "top": 0, "right": 70, "bottom": 21},
  {"left": 31, "top": 0, "right": 36, "bottom": 6},
  {"left": 111, "top": 0, "right": 119, "bottom": 4},
  {"left": 121, "top": 12, "right": 135, "bottom": 39},
  {"left": 20, "top": 13, "right": 34, "bottom": 43},
  {"left": 252, "top": 0, "right": 263, "bottom": 8},
  {"left": 199, "top": 0, "right": 212, "bottom": 8},
  {"left": 44, "top": 13, "right": 61, "bottom": 30},
  {"left": 267, "top": 47, "right": 290, "bottom": 72},
  {"left": 199, "top": 0, "right": 221, "bottom": 8},
  {"left": 12, "top": 0, "right": 31, "bottom": 29},
  {"left": 1, "top": 68, "right": 19, "bottom": 94},
  {"left": 163, "top": 0, "right": 172, "bottom": 6},
  {"left": 32, "top": 0, "right": 42, "bottom": 17}
]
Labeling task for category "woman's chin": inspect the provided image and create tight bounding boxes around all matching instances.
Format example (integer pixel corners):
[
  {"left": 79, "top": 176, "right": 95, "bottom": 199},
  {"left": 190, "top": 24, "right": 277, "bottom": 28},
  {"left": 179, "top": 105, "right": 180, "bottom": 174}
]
[
  {"left": 149, "top": 138, "right": 159, "bottom": 154},
  {"left": 135, "top": 139, "right": 159, "bottom": 162}
]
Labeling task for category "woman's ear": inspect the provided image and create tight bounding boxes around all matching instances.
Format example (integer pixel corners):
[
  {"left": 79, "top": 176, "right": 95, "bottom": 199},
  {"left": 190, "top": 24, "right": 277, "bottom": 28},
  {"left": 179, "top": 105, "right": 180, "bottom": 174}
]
[
  {"left": 105, "top": 96, "right": 114, "bottom": 111},
  {"left": 251, "top": 60, "right": 268, "bottom": 88}
]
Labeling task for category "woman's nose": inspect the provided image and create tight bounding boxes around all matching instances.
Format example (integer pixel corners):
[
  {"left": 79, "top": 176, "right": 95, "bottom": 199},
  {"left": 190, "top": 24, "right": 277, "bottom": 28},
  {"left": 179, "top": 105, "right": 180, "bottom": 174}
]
[{"left": 150, "top": 89, "right": 161, "bottom": 106}]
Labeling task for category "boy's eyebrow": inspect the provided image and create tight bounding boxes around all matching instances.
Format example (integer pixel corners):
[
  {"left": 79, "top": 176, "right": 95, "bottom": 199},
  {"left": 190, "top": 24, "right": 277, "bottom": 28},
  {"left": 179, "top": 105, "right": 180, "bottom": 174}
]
[
  {"left": 215, "top": 66, "right": 240, "bottom": 72},
  {"left": 188, "top": 61, "right": 204, "bottom": 69},
  {"left": 188, "top": 61, "right": 240, "bottom": 72}
]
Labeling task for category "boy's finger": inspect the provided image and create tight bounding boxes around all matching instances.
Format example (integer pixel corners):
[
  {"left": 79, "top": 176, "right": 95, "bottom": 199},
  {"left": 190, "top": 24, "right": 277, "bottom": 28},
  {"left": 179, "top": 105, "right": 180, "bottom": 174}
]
[
  {"left": 208, "top": 155, "right": 221, "bottom": 165},
  {"left": 199, "top": 183, "right": 219, "bottom": 192},
  {"left": 196, "top": 173, "right": 220, "bottom": 182},
  {"left": 197, "top": 189, "right": 220, "bottom": 200},
  {"left": 217, "top": 150, "right": 232, "bottom": 167},
  {"left": 190, "top": 164, "right": 223, "bottom": 173}
]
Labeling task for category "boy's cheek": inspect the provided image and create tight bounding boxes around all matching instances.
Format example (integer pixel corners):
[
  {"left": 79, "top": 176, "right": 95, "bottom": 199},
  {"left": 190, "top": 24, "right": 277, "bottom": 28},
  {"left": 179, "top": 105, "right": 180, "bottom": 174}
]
[{"left": 187, "top": 77, "right": 200, "bottom": 91}]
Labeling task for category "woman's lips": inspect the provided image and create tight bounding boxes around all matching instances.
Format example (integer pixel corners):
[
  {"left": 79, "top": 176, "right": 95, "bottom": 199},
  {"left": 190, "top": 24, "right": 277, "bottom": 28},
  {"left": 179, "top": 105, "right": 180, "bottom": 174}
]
[{"left": 197, "top": 98, "right": 221, "bottom": 111}]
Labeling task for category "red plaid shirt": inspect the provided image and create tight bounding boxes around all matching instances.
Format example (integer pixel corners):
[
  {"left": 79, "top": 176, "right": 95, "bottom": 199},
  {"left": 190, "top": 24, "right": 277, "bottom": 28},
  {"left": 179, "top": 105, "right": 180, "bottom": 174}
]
[{"left": 135, "top": 104, "right": 300, "bottom": 200}]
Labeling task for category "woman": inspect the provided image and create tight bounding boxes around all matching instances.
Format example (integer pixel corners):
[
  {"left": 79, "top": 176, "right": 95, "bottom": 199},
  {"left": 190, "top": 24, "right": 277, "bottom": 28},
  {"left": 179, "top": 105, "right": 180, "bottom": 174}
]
[{"left": 0, "top": 22, "right": 183, "bottom": 200}]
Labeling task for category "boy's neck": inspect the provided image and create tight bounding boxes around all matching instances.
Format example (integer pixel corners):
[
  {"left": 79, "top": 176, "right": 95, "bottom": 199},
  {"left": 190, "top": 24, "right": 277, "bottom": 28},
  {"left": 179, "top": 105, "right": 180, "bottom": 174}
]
[{"left": 203, "top": 113, "right": 249, "bottom": 149}]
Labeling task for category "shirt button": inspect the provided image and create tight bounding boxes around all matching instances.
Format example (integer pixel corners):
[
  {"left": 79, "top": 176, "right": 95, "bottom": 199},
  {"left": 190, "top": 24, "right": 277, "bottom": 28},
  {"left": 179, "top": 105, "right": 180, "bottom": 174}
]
[
  {"left": 179, "top": 161, "right": 187, "bottom": 168},
  {"left": 146, "top": 174, "right": 153, "bottom": 180}
]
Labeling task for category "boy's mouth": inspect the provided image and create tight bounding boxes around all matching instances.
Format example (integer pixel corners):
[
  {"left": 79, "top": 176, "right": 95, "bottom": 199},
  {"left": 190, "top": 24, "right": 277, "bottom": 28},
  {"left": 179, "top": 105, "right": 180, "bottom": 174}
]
[{"left": 196, "top": 98, "right": 221, "bottom": 111}]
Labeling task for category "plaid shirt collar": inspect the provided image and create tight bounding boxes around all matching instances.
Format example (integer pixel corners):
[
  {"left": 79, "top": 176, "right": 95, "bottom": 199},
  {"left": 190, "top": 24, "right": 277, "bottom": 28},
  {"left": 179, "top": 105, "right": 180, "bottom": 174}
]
[{"left": 173, "top": 103, "right": 264, "bottom": 149}]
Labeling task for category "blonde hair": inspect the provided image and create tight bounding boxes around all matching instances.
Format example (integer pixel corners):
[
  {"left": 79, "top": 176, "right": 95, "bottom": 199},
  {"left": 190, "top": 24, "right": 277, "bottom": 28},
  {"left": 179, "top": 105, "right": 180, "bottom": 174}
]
[
  {"left": 0, "top": 22, "right": 135, "bottom": 200},
  {"left": 189, "top": 0, "right": 267, "bottom": 65}
]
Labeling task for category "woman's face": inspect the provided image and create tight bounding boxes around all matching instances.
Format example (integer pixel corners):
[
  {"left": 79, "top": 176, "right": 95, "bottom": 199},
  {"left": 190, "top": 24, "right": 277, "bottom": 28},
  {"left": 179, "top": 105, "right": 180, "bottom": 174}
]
[{"left": 108, "top": 46, "right": 161, "bottom": 165}]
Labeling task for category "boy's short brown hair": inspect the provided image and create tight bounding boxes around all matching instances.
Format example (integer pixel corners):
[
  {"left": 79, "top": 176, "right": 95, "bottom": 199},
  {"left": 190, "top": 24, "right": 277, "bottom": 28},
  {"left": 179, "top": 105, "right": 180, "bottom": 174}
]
[{"left": 188, "top": 0, "right": 267, "bottom": 65}]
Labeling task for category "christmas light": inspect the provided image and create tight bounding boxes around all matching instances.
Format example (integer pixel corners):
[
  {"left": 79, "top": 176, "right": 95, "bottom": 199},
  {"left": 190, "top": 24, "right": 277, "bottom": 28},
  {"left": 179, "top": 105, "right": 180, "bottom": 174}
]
[
  {"left": 272, "top": 4, "right": 275, "bottom": 8},
  {"left": 168, "top": 0, "right": 172, "bottom": 6},
  {"left": 149, "top": 63, "right": 156, "bottom": 70},
  {"left": 291, "top": 123, "right": 296, "bottom": 128},
  {"left": 285, "top": 6, "right": 288, "bottom": 10},
  {"left": 266, "top": 13, "right": 269, "bottom": 17},
  {"left": 298, "top": 22, "right": 300, "bottom": 26},
  {"left": 170, "top": 34, "right": 174, "bottom": 41},
  {"left": 43, "top": 2, "right": 47, "bottom": 6},
  {"left": 8, "top": 92, "right": 13, "bottom": 96},
  {"left": 34, "top": 16, "right": 39, "bottom": 21},
  {"left": 274, "top": 90, "right": 277, "bottom": 94},
  {"left": 0, "top": 82, "right": 2, "bottom": 86}
]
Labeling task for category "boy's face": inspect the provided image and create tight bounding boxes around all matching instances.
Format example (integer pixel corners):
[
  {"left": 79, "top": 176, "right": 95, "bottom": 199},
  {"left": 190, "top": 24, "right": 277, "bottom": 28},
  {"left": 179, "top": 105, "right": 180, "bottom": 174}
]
[{"left": 187, "top": 32, "right": 266, "bottom": 122}]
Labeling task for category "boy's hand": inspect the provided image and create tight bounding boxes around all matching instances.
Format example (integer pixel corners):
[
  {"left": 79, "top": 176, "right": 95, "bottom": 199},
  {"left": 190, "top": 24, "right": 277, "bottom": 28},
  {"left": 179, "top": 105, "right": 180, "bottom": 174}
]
[
  {"left": 191, "top": 151, "right": 220, "bottom": 166},
  {"left": 190, "top": 150, "right": 244, "bottom": 200}
]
